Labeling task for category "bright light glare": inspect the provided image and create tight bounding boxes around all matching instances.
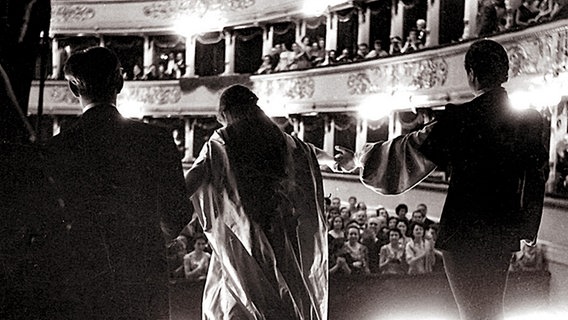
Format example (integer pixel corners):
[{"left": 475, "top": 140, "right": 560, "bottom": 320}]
[
  {"left": 358, "top": 94, "right": 396, "bottom": 121},
  {"left": 117, "top": 100, "right": 144, "bottom": 119},
  {"left": 173, "top": 14, "right": 227, "bottom": 36},
  {"left": 509, "top": 87, "right": 561, "bottom": 111},
  {"left": 507, "top": 311, "right": 568, "bottom": 320},
  {"left": 509, "top": 91, "right": 532, "bottom": 110}
]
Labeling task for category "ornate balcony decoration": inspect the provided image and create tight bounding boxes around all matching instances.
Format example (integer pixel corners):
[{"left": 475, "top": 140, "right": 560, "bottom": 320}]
[
  {"left": 119, "top": 85, "right": 182, "bottom": 105},
  {"left": 347, "top": 58, "right": 448, "bottom": 95},
  {"left": 143, "top": 0, "right": 255, "bottom": 19},
  {"left": 51, "top": 5, "right": 95, "bottom": 23},
  {"left": 254, "top": 77, "right": 315, "bottom": 101}
]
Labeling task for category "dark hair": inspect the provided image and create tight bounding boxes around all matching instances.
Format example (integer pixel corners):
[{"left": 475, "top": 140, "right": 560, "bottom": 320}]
[
  {"left": 387, "top": 216, "right": 398, "bottom": 225},
  {"left": 409, "top": 221, "right": 425, "bottom": 239},
  {"left": 464, "top": 39, "right": 509, "bottom": 88},
  {"left": 389, "top": 228, "right": 403, "bottom": 238},
  {"left": 64, "top": 46, "right": 123, "bottom": 99},
  {"left": 219, "top": 85, "right": 260, "bottom": 121},
  {"left": 331, "top": 215, "right": 345, "bottom": 229},
  {"left": 395, "top": 204, "right": 408, "bottom": 214}
]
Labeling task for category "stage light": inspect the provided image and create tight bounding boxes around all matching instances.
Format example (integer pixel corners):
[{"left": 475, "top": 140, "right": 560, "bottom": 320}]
[
  {"left": 358, "top": 94, "right": 393, "bottom": 121},
  {"left": 117, "top": 100, "right": 144, "bottom": 119}
]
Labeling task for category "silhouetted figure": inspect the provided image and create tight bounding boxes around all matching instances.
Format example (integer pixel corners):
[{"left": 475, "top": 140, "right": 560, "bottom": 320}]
[{"left": 43, "top": 47, "right": 191, "bottom": 320}]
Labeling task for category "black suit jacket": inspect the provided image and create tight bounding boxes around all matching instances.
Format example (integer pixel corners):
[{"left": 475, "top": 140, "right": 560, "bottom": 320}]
[
  {"left": 419, "top": 88, "right": 547, "bottom": 252},
  {"left": 44, "top": 105, "right": 191, "bottom": 319}
]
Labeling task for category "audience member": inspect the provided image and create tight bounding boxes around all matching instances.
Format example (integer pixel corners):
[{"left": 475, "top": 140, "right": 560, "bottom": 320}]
[
  {"left": 406, "top": 222, "right": 435, "bottom": 275},
  {"left": 417, "top": 203, "right": 435, "bottom": 227},
  {"left": 175, "top": 52, "right": 186, "bottom": 78},
  {"left": 340, "top": 206, "right": 351, "bottom": 222},
  {"left": 289, "top": 42, "right": 311, "bottom": 70},
  {"left": 389, "top": 36, "right": 403, "bottom": 55},
  {"left": 323, "top": 49, "right": 338, "bottom": 65},
  {"left": 356, "top": 201, "right": 368, "bottom": 211},
  {"left": 379, "top": 228, "right": 407, "bottom": 275},
  {"left": 396, "top": 219, "right": 411, "bottom": 247},
  {"left": 255, "top": 55, "right": 274, "bottom": 74},
  {"left": 329, "top": 238, "right": 353, "bottom": 275},
  {"left": 348, "top": 196, "right": 358, "bottom": 212},
  {"left": 401, "top": 29, "right": 423, "bottom": 53},
  {"left": 550, "top": 0, "right": 568, "bottom": 20},
  {"left": 515, "top": 0, "right": 541, "bottom": 27},
  {"left": 330, "top": 196, "right": 341, "bottom": 208},
  {"left": 345, "top": 226, "right": 371, "bottom": 274},
  {"left": 300, "top": 36, "right": 312, "bottom": 56},
  {"left": 362, "top": 217, "right": 383, "bottom": 273},
  {"left": 425, "top": 224, "right": 445, "bottom": 272},
  {"left": 416, "top": 19, "right": 429, "bottom": 47},
  {"left": 365, "top": 40, "right": 389, "bottom": 59},
  {"left": 376, "top": 205, "right": 389, "bottom": 219},
  {"left": 274, "top": 43, "right": 294, "bottom": 71},
  {"left": 328, "top": 206, "right": 341, "bottom": 225},
  {"left": 353, "top": 210, "right": 368, "bottom": 230},
  {"left": 354, "top": 43, "right": 370, "bottom": 61},
  {"left": 143, "top": 64, "right": 159, "bottom": 80},
  {"left": 168, "top": 235, "right": 188, "bottom": 279},
  {"left": 165, "top": 52, "right": 179, "bottom": 79},
  {"left": 387, "top": 216, "right": 398, "bottom": 229},
  {"left": 336, "top": 48, "right": 352, "bottom": 63},
  {"left": 311, "top": 38, "right": 327, "bottom": 66},
  {"left": 395, "top": 203, "right": 409, "bottom": 222},
  {"left": 477, "top": 0, "right": 507, "bottom": 37},
  {"left": 329, "top": 216, "right": 346, "bottom": 243},
  {"left": 269, "top": 44, "right": 282, "bottom": 69},
  {"left": 132, "top": 64, "right": 143, "bottom": 80},
  {"left": 183, "top": 234, "right": 211, "bottom": 281}
]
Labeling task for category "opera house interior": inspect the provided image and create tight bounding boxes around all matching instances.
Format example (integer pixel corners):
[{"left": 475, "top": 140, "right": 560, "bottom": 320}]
[{"left": 3, "top": 0, "right": 568, "bottom": 319}]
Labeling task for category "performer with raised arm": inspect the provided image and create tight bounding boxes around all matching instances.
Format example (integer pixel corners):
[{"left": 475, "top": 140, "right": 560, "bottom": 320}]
[
  {"left": 336, "top": 39, "right": 547, "bottom": 320},
  {"left": 185, "top": 85, "right": 328, "bottom": 320}
]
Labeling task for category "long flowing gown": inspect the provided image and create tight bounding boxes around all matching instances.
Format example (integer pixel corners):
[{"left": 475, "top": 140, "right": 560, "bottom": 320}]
[{"left": 189, "top": 123, "right": 328, "bottom": 320}]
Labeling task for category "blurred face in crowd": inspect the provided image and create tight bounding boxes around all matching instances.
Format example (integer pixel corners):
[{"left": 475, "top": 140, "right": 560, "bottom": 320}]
[
  {"left": 396, "top": 207, "right": 407, "bottom": 219},
  {"left": 389, "top": 230, "right": 401, "bottom": 245},
  {"left": 332, "top": 216, "right": 344, "bottom": 231},
  {"left": 377, "top": 208, "right": 388, "bottom": 219},
  {"left": 368, "top": 217, "right": 381, "bottom": 234},
  {"left": 347, "top": 227, "right": 360, "bottom": 244},
  {"left": 348, "top": 196, "right": 357, "bottom": 207},
  {"left": 417, "top": 204, "right": 427, "bottom": 216},
  {"left": 331, "top": 197, "right": 341, "bottom": 207},
  {"left": 355, "top": 210, "right": 367, "bottom": 225},
  {"left": 412, "top": 211, "right": 424, "bottom": 223},
  {"left": 318, "top": 38, "right": 325, "bottom": 49},
  {"left": 396, "top": 221, "right": 408, "bottom": 237},
  {"left": 413, "top": 224, "right": 425, "bottom": 239},
  {"left": 388, "top": 217, "right": 398, "bottom": 229},
  {"left": 340, "top": 207, "right": 350, "bottom": 221},
  {"left": 194, "top": 238, "right": 207, "bottom": 253},
  {"left": 426, "top": 227, "right": 437, "bottom": 241},
  {"left": 356, "top": 202, "right": 367, "bottom": 211},
  {"left": 358, "top": 44, "right": 369, "bottom": 56}
]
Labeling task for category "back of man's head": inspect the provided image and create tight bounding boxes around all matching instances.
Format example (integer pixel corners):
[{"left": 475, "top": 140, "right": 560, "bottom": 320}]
[
  {"left": 464, "top": 39, "right": 509, "bottom": 89},
  {"left": 64, "top": 46, "right": 123, "bottom": 101}
]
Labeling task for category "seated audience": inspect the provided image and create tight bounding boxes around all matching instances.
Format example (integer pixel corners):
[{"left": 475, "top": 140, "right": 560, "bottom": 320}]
[
  {"left": 389, "top": 36, "right": 403, "bottom": 55},
  {"left": 401, "top": 29, "right": 423, "bottom": 53},
  {"left": 379, "top": 228, "right": 407, "bottom": 275},
  {"left": 310, "top": 41, "right": 326, "bottom": 67},
  {"left": 323, "top": 49, "right": 338, "bottom": 66},
  {"left": 175, "top": 52, "right": 186, "bottom": 78},
  {"left": 336, "top": 48, "right": 352, "bottom": 63},
  {"left": 132, "top": 64, "right": 143, "bottom": 80},
  {"left": 356, "top": 201, "right": 367, "bottom": 212},
  {"left": 405, "top": 222, "right": 435, "bottom": 275},
  {"left": 353, "top": 43, "right": 370, "bottom": 61},
  {"left": 425, "top": 224, "right": 445, "bottom": 272},
  {"left": 344, "top": 226, "right": 371, "bottom": 274},
  {"left": 477, "top": 0, "right": 507, "bottom": 37},
  {"left": 269, "top": 44, "right": 282, "bottom": 69},
  {"left": 327, "top": 206, "right": 341, "bottom": 226},
  {"left": 289, "top": 42, "right": 312, "bottom": 70},
  {"left": 255, "top": 55, "right": 274, "bottom": 74},
  {"left": 347, "top": 196, "right": 357, "bottom": 212},
  {"left": 274, "top": 43, "right": 294, "bottom": 72},
  {"left": 515, "top": 0, "right": 541, "bottom": 27},
  {"left": 339, "top": 206, "right": 351, "bottom": 222},
  {"left": 365, "top": 40, "right": 389, "bottom": 59},
  {"left": 183, "top": 234, "right": 211, "bottom": 281},
  {"left": 167, "top": 235, "right": 188, "bottom": 279},
  {"left": 331, "top": 196, "right": 341, "bottom": 208},
  {"left": 416, "top": 203, "right": 435, "bottom": 228}
]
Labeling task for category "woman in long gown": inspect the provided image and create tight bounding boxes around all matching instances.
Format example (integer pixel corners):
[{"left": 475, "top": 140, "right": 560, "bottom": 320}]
[{"left": 185, "top": 85, "right": 328, "bottom": 320}]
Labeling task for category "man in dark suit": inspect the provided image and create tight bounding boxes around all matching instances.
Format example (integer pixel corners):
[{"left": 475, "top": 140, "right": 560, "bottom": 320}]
[
  {"left": 44, "top": 47, "right": 191, "bottom": 320},
  {"left": 337, "top": 39, "right": 547, "bottom": 320}
]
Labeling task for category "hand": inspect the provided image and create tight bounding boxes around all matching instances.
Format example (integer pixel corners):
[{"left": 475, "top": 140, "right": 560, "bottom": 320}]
[{"left": 334, "top": 146, "right": 358, "bottom": 172}]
